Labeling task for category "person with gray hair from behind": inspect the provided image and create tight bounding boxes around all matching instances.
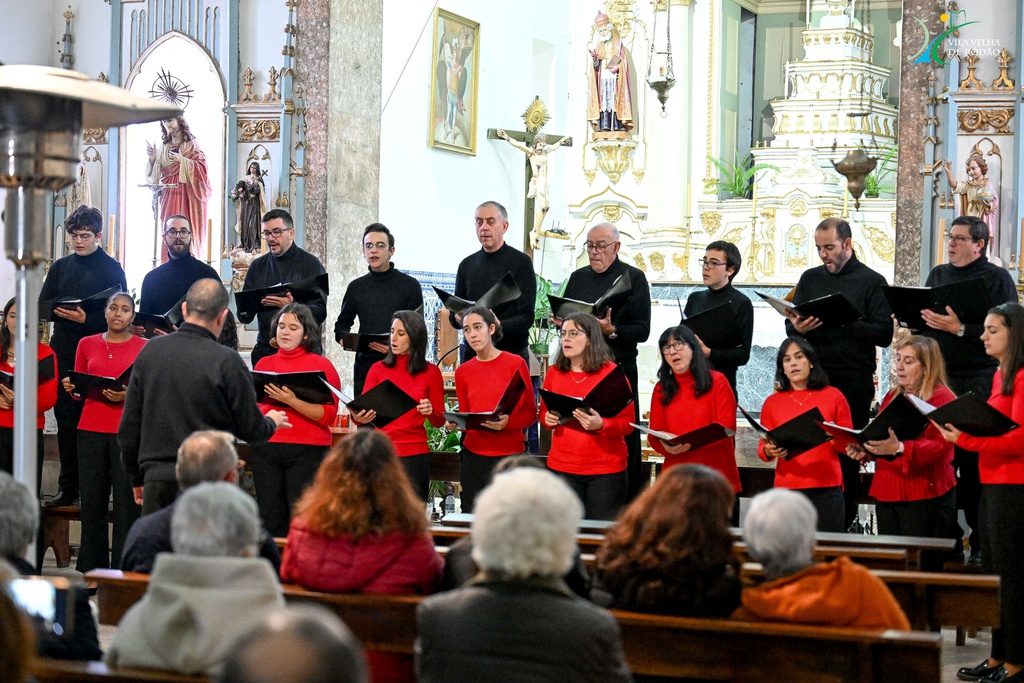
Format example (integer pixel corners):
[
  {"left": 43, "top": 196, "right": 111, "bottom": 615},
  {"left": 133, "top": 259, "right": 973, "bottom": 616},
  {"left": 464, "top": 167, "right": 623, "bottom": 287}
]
[
  {"left": 105, "top": 483, "right": 285, "bottom": 676},
  {"left": 733, "top": 488, "right": 909, "bottom": 630},
  {"left": 219, "top": 605, "right": 368, "bottom": 683},
  {"left": 416, "top": 468, "right": 631, "bottom": 683},
  {"left": 120, "top": 429, "right": 281, "bottom": 573}
]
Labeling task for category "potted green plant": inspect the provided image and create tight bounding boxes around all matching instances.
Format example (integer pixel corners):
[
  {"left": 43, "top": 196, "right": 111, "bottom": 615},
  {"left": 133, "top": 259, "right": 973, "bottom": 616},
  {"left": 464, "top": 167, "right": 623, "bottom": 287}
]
[
  {"left": 863, "top": 144, "right": 898, "bottom": 198},
  {"left": 530, "top": 274, "right": 563, "bottom": 357},
  {"left": 705, "top": 152, "right": 779, "bottom": 199}
]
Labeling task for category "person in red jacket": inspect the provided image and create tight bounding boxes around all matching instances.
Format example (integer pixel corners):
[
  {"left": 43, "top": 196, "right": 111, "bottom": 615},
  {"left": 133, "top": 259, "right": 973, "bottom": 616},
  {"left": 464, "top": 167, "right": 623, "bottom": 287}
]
[
  {"left": 757, "top": 337, "right": 851, "bottom": 532},
  {"left": 647, "top": 325, "right": 740, "bottom": 508},
  {"left": 62, "top": 292, "right": 146, "bottom": 573},
  {"left": 540, "top": 312, "right": 633, "bottom": 520},
  {"left": 351, "top": 310, "right": 444, "bottom": 501},
  {"left": 252, "top": 303, "right": 341, "bottom": 537},
  {"left": 281, "top": 429, "right": 443, "bottom": 683},
  {"left": 846, "top": 336, "right": 955, "bottom": 571},
  {"left": 449, "top": 306, "right": 536, "bottom": 513},
  {"left": 937, "top": 304, "right": 1024, "bottom": 683},
  {"left": 0, "top": 298, "right": 58, "bottom": 486}
]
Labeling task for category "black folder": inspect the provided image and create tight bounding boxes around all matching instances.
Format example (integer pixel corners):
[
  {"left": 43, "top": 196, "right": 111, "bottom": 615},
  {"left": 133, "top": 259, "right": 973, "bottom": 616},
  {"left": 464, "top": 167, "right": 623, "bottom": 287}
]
[
  {"left": 739, "top": 406, "right": 830, "bottom": 459},
  {"left": 133, "top": 293, "right": 188, "bottom": 337},
  {"left": 40, "top": 286, "right": 122, "bottom": 322},
  {"left": 547, "top": 272, "right": 632, "bottom": 319},
  {"left": 67, "top": 364, "right": 134, "bottom": 402},
  {"left": 907, "top": 391, "right": 1018, "bottom": 437},
  {"left": 883, "top": 279, "right": 992, "bottom": 331},
  {"left": 539, "top": 365, "right": 633, "bottom": 425},
  {"left": 680, "top": 301, "right": 742, "bottom": 349},
  {"left": 322, "top": 378, "right": 419, "bottom": 429},
  {"left": 433, "top": 272, "right": 521, "bottom": 315},
  {"left": 0, "top": 355, "right": 58, "bottom": 389},
  {"left": 251, "top": 370, "right": 333, "bottom": 405},
  {"left": 632, "top": 422, "right": 735, "bottom": 450},
  {"left": 444, "top": 372, "right": 527, "bottom": 430},
  {"left": 336, "top": 332, "right": 390, "bottom": 354},
  {"left": 756, "top": 291, "right": 863, "bottom": 329},
  {"left": 235, "top": 273, "right": 329, "bottom": 324},
  {"left": 816, "top": 393, "right": 930, "bottom": 458}
]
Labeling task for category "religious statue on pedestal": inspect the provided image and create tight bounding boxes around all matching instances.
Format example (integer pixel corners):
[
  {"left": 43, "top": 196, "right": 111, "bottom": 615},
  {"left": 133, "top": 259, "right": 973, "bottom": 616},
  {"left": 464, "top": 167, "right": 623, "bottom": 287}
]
[
  {"left": 944, "top": 154, "right": 998, "bottom": 236},
  {"left": 232, "top": 161, "right": 268, "bottom": 253},
  {"left": 586, "top": 11, "right": 633, "bottom": 137},
  {"left": 146, "top": 116, "right": 212, "bottom": 260},
  {"left": 496, "top": 129, "right": 568, "bottom": 249}
]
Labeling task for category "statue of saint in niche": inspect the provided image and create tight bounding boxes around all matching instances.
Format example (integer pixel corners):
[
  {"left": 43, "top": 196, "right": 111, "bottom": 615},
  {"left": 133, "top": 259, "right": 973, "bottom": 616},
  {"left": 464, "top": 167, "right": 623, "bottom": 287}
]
[
  {"left": 146, "top": 116, "right": 212, "bottom": 260},
  {"left": 586, "top": 12, "right": 634, "bottom": 137},
  {"left": 233, "top": 161, "right": 268, "bottom": 253},
  {"left": 944, "top": 153, "right": 998, "bottom": 237}
]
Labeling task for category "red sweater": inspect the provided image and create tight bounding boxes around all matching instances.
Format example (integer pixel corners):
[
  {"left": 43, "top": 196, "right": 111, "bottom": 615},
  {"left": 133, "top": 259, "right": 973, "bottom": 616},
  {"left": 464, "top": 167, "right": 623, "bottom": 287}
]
[
  {"left": 869, "top": 386, "right": 956, "bottom": 502},
  {"left": 454, "top": 351, "right": 536, "bottom": 456},
  {"left": 255, "top": 347, "right": 340, "bottom": 446},
  {"left": 363, "top": 355, "right": 445, "bottom": 457},
  {"left": 0, "top": 344, "right": 58, "bottom": 430},
  {"left": 957, "top": 369, "right": 1024, "bottom": 485},
  {"left": 540, "top": 361, "right": 633, "bottom": 476},
  {"left": 74, "top": 334, "right": 146, "bottom": 434},
  {"left": 757, "top": 386, "right": 850, "bottom": 490},
  {"left": 649, "top": 370, "right": 740, "bottom": 492}
]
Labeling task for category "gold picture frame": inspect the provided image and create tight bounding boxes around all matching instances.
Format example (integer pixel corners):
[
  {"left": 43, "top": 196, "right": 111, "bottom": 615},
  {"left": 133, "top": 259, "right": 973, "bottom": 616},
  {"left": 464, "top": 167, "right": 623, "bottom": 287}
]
[{"left": 428, "top": 8, "right": 479, "bottom": 155}]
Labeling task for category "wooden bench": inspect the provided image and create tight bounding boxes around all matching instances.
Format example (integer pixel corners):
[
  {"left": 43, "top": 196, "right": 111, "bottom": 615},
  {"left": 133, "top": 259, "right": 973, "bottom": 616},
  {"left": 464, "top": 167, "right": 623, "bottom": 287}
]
[
  {"left": 30, "top": 658, "right": 209, "bottom": 682},
  {"left": 39, "top": 505, "right": 114, "bottom": 569},
  {"left": 734, "top": 543, "right": 911, "bottom": 570}
]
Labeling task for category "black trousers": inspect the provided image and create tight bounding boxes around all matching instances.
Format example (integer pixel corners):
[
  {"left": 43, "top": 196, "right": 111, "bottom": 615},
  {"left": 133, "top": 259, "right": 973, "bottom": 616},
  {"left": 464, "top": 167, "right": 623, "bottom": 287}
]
[
  {"left": 53, "top": 354, "right": 84, "bottom": 498},
  {"left": 796, "top": 486, "right": 845, "bottom": 532},
  {"left": 618, "top": 358, "right": 645, "bottom": 503},
  {"left": 0, "top": 427, "right": 44, "bottom": 491},
  {"left": 250, "top": 441, "right": 328, "bottom": 538},
  {"left": 876, "top": 487, "right": 957, "bottom": 572},
  {"left": 980, "top": 484, "right": 1024, "bottom": 664},
  {"left": 551, "top": 469, "right": 627, "bottom": 521},
  {"left": 76, "top": 430, "right": 140, "bottom": 573},
  {"left": 459, "top": 447, "right": 526, "bottom": 514},
  {"left": 949, "top": 370, "right": 996, "bottom": 556},
  {"left": 142, "top": 479, "right": 179, "bottom": 516},
  {"left": 399, "top": 453, "right": 431, "bottom": 502},
  {"left": 827, "top": 371, "right": 874, "bottom": 529}
]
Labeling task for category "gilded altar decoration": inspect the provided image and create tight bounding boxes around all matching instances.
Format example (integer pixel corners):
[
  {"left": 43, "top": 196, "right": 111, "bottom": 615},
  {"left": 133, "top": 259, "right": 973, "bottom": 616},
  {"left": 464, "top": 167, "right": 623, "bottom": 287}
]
[
  {"left": 786, "top": 225, "right": 809, "bottom": 268},
  {"left": 240, "top": 67, "right": 258, "bottom": 103},
  {"left": 789, "top": 198, "right": 808, "bottom": 217},
  {"left": 590, "top": 139, "right": 637, "bottom": 183},
  {"left": 263, "top": 67, "right": 281, "bottom": 102},
  {"left": 602, "top": 204, "right": 623, "bottom": 223},
  {"left": 819, "top": 207, "right": 836, "bottom": 220},
  {"left": 957, "top": 109, "right": 1014, "bottom": 135},
  {"left": 992, "top": 49, "right": 1015, "bottom": 90},
  {"left": 633, "top": 253, "right": 647, "bottom": 272},
  {"left": 960, "top": 51, "right": 983, "bottom": 90},
  {"left": 521, "top": 97, "right": 551, "bottom": 134},
  {"left": 83, "top": 128, "right": 107, "bottom": 145},
  {"left": 649, "top": 251, "right": 665, "bottom": 272},
  {"left": 700, "top": 211, "right": 722, "bottom": 237},
  {"left": 863, "top": 225, "right": 895, "bottom": 263},
  {"left": 239, "top": 119, "right": 282, "bottom": 142}
]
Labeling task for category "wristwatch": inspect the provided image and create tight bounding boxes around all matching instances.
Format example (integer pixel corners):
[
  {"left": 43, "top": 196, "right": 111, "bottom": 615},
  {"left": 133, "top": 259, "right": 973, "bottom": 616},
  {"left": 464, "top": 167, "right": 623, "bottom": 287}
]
[
  {"left": 608, "top": 327, "right": 618, "bottom": 340},
  {"left": 956, "top": 324, "right": 966, "bottom": 337}
]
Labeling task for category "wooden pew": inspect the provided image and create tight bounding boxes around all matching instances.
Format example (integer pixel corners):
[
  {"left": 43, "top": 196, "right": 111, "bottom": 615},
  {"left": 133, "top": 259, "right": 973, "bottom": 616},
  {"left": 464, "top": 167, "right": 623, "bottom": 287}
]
[
  {"left": 30, "top": 658, "right": 209, "bottom": 682},
  {"left": 40, "top": 505, "right": 117, "bottom": 569}
]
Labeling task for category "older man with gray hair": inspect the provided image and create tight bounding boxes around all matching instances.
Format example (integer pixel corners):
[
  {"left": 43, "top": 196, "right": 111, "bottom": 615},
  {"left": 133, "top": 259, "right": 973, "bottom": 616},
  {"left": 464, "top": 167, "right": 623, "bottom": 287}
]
[
  {"left": 733, "top": 488, "right": 909, "bottom": 630},
  {"left": 106, "top": 482, "right": 285, "bottom": 676},
  {"left": 120, "top": 430, "right": 281, "bottom": 573},
  {"left": 0, "top": 471, "right": 38, "bottom": 575},
  {"left": 416, "top": 468, "right": 631, "bottom": 682}
]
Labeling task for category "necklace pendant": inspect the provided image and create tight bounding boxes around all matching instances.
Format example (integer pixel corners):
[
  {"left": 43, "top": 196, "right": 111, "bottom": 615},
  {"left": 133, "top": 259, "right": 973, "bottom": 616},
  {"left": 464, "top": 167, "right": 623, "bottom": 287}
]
[{"left": 108, "top": 354, "right": 113, "bottom": 359}]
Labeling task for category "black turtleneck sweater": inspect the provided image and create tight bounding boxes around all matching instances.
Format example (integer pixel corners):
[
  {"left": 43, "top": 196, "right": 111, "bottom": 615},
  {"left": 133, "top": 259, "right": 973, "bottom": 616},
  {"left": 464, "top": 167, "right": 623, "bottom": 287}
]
[
  {"left": 449, "top": 243, "right": 536, "bottom": 355},
  {"left": 138, "top": 254, "right": 219, "bottom": 315},
  {"left": 923, "top": 256, "right": 1017, "bottom": 376},
  {"left": 242, "top": 244, "right": 327, "bottom": 354},
  {"left": 38, "top": 248, "right": 127, "bottom": 361},
  {"left": 684, "top": 283, "right": 753, "bottom": 391},
  {"left": 563, "top": 259, "right": 651, "bottom": 362},
  {"left": 334, "top": 264, "right": 423, "bottom": 371},
  {"left": 787, "top": 254, "right": 892, "bottom": 376}
]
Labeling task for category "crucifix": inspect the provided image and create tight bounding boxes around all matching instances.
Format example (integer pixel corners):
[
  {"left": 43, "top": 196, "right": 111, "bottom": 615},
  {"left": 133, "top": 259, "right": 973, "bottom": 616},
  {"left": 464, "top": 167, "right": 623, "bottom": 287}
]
[{"left": 486, "top": 97, "right": 572, "bottom": 256}]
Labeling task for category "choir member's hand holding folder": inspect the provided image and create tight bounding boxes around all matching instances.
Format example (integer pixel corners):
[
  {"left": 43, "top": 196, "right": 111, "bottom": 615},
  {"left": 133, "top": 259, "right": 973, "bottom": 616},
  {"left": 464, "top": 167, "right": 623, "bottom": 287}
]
[
  {"left": 132, "top": 293, "right": 187, "bottom": 337},
  {"left": 0, "top": 356, "right": 57, "bottom": 389},
  {"left": 756, "top": 291, "right": 863, "bottom": 330},
  {"left": 907, "top": 391, "right": 1018, "bottom": 437},
  {"left": 40, "top": 286, "right": 122, "bottom": 322},
  {"left": 816, "top": 393, "right": 930, "bottom": 460},
  {"left": 540, "top": 365, "right": 633, "bottom": 427},
  {"left": 433, "top": 272, "right": 521, "bottom": 315},
  {"left": 252, "top": 370, "right": 334, "bottom": 405},
  {"left": 444, "top": 372, "right": 527, "bottom": 430},
  {"left": 321, "top": 378, "right": 419, "bottom": 429},
  {"left": 336, "top": 332, "right": 390, "bottom": 354},
  {"left": 632, "top": 422, "right": 735, "bottom": 453},
  {"left": 547, "top": 272, "right": 632, "bottom": 319},
  {"left": 235, "top": 273, "right": 330, "bottom": 324},
  {"left": 882, "top": 278, "right": 991, "bottom": 331},
  {"left": 66, "top": 364, "right": 134, "bottom": 402},
  {"left": 739, "top": 405, "right": 830, "bottom": 459}
]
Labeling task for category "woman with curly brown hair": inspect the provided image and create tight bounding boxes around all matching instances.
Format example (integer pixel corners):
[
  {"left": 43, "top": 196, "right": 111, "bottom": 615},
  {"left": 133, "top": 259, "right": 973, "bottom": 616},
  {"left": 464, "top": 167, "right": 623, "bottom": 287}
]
[{"left": 595, "top": 463, "right": 740, "bottom": 617}]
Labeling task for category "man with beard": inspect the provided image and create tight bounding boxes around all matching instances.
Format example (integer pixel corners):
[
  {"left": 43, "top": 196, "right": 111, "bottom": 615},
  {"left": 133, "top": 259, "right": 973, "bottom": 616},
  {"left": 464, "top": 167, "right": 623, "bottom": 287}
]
[{"left": 136, "top": 215, "right": 219, "bottom": 333}]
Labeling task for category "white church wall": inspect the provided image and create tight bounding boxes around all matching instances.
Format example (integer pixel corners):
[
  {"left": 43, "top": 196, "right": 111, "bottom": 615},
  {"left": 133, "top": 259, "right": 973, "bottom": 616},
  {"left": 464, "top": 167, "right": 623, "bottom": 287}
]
[
  {"left": 238, "top": 0, "right": 289, "bottom": 102},
  {"left": 1, "top": 0, "right": 62, "bottom": 67}
]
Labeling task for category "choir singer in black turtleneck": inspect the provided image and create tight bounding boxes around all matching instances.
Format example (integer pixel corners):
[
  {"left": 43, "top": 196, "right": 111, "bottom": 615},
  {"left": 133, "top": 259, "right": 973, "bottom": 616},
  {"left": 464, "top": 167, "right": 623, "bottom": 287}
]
[
  {"left": 136, "top": 215, "right": 219, "bottom": 326},
  {"left": 334, "top": 224, "right": 423, "bottom": 394},
  {"left": 683, "top": 240, "right": 753, "bottom": 395}
]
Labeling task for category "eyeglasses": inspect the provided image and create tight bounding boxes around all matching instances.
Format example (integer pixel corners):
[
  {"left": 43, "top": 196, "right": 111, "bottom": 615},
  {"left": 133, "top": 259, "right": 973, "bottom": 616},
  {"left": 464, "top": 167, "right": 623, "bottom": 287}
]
[
  {"left": 559, "top": 328, "right": 585, "bottom": 339},
  {"left": 699, "top": 258, "right": 727, "bottom": 269},
  {"left": 68, "top": 232, "right": 95, "bottom": 242},
  {"left": 584, "top": 241, "right": 618, "bottom": 252},
  {"left": 164, "top": 229, "right": 191, "bottom": 238},
  {"left": 363, "top": 241, "right": 389, "bottom": 251},
  {"left": 944, "top": 232, "right": 974, "bottom": 245},
  {"left": 261, "top": 228, "right": 292, "bottom": 239},
  {"left": 661, "top": 341, "right": 686, "bottom": 354}
]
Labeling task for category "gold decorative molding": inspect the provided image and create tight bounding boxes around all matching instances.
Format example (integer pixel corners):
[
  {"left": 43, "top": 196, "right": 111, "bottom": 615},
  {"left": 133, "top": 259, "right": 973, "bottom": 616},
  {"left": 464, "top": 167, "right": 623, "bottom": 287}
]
[
  {"left": 632, "top": 169, "right": 645, "bottom": 184},
  {"left": 602, "top": 205, "right": 623, "bottom": 223},
  {"left": 957, "top": 109, "right": 1013, "bottom": 135},
  {"left": 83, "top": 128, "right": 107, "bottom": 145},
  {"left": 238, "top": 119, "right": 281, "bottom": 142},
  {"left": 786, "top": 224, "right": 809, "bottom": 268},
  {"left": 700, "top": 211, "right": 722, "bottom": 236},
  {"left": 863, "top": 225, "right": 895, "bottom": 263},
  {"left": 590, "top": 139, "right": 637, "bottom": 184},
  {"left": 993, "top": 49, "right": 1015, "bottom": 90},
  {"left": 960, "top": 51, "right": 983, "bottom": 90},
  {"left": 632, "top": 253, "right": 647, "bottom": 272},
  {"left": 891, "top": 212, "right": 897, "bottom": 230},
  {"left": 263, "top": 66, "right": 281, "bottom": 102},
  {"left": 789, "top": 197, "right": 808, "bottom": 217},
  {"left": 649, "top": 252, "right": 665, "bottom": 271},
  {"left": 240, "top": 67, "right": 258, "bottom": 103},
  {"left": 819, "top": 207, "right": 836, "bottom": 220},
  {"left": 583, "top": 169, "right": 597, "bottom": 185}
]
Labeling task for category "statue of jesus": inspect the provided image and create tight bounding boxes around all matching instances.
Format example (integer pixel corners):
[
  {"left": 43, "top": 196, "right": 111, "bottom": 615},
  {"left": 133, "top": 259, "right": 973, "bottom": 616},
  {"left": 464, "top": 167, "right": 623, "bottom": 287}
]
[
  {"left": 496, "top": 129, "right": 569, "bottom": 249},
  {"left": 146, "top": 116, "right": 212, "bottom": 261}
]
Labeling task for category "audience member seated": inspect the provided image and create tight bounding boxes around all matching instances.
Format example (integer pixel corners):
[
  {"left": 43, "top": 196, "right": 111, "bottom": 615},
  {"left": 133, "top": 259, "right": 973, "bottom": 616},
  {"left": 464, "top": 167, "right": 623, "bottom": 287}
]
[
  {"left": 438, "top": 455, "right": 590, "bottom": 597},
  {"left": 219, "top": 605, "right": 369, "bottom": 683},
  {"left": 415, "top": 468, "right": 632, "bottom": 683},
  {"left": 280, "top": 430, "right": 443, "bottom": 683},
  {"left": 733, "top": 488, "right": 910, "bottom": 630},
  {"left": 120, "top": 430, "right": 281, "bottom": 573},
  {"left": 0, "top": 578, "right": 34, "bottom": 683},
  {"left": 105, "top": 482, "right": 285, "bottom": 675},
  {"left": 0, "top": 473, "right": 100, "bottom": 661},
  {"left": 594, "top": 463, "right": 741, "bottom": 617}
]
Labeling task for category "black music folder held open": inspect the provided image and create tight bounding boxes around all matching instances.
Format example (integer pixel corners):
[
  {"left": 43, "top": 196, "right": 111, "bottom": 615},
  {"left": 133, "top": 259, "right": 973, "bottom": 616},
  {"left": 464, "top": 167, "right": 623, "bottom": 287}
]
[
  {"left": 322, "top": 378, "right": 419, "bottom": 430},
  {"left": 235, "top": 273, "right": 330, "bottom": 323},
  {"left": 907, "top": 391, "right": 1018, "bottom": 437},
  {"left": 739, "top": 406, "right": 830, "bottom": 459},
  {"left": 337, "top": 332, "right": 390, "bottom": 354},
  {"left": 67, "top": 364, "right": 134, "bottom": 402},
  {"left": 444, "top": 371, "right": 527, "bottom": 430},
  {"left": 133, "top": 292, "right": 187, "bottom": 337},
  {"left": 0, "top": 356, "right": 58, "bottom": 389},
  {"left": 539, "top": 365, "right": 633, "bottom": 425},
  {"left": 433, "top": 272, "right": 521, "bottom": 315},
  {"left": 40, "top": 286, "right": 122, "bottom": 322},
  {"left": 756, "top": 291, "right": 863, "bottom": 330},
  {"left": 680, "top": 300, "right": 743, "bottom": 349},
  {"left": 816, "top": 393, "right": 930, "bottom": 458},
  {"left": 883, "top": 278, "right": 992, "bottom": 331},
  {"left": 251, "top": 370, "right": 333, "bottom": 405},
  {"left": 547, "top": 272, "right": 632, "bottom": 319},
  {"left": 632, "top": 422, "right": 735, "bottom": 450}
]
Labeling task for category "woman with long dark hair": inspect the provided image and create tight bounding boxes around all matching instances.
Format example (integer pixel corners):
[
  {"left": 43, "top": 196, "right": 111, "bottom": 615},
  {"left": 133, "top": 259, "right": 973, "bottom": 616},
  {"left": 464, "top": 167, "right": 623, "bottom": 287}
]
[
  {"left": 251, "top": 302, "right": 340, "bottom": 537},
  {"left": 757, "top": 336, "right": 851, "bottom": 532},
  {"left": 937, "top": 304, "right": 1024, "bottom": 683},
  {"left": 234, "top": 161, "right": 267, "bottom": 252},
  {"left": 352, "top": 310, "right": 444, "bottom": 500},
  {"left": 540, "top": 312, "right": 633, "bottom": 520}
]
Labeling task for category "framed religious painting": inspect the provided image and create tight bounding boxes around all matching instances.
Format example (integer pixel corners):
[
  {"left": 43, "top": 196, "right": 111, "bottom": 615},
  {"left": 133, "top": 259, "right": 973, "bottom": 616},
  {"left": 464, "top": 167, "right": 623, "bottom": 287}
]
[{"left": 428, "top": 8, "right": 480, "bottom": 155}]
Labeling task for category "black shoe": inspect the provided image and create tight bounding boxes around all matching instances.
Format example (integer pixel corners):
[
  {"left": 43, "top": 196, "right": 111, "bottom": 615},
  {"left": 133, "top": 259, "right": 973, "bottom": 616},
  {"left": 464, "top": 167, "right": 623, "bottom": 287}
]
[
  {"left": 968, "top": 552, "right": 984, "bottom": 568},
  {"left": 959, "top": 661, "right": 1004, "bottom": 681},
  {"left": 43, "top": 491, "right": 80, "bottom": 507}
]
